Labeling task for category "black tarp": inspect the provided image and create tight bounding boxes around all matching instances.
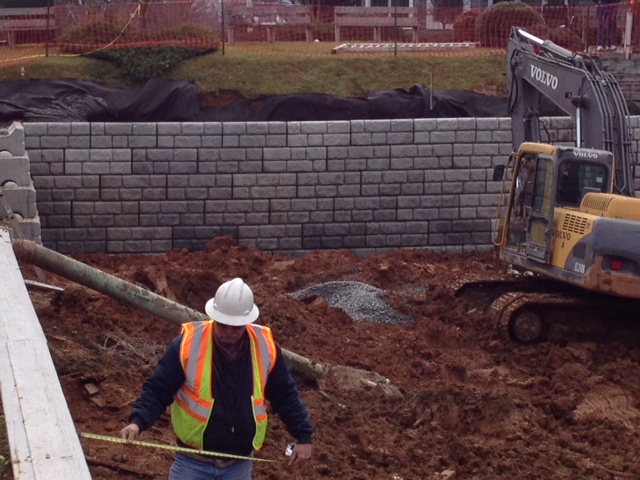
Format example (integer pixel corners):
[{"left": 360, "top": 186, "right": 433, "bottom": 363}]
[
  {"left": 0, "top": 78, "right": 201, "bottom": 122},
  {"left": 0, "top": 78, "right": 511, "bottom": 122},
  {"left": 0, "top": 77, "right": 636, "bottom": 123}
]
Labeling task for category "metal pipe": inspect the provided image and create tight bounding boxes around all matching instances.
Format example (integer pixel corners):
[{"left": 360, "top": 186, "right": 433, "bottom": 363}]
[
  {"left": 576, "top": 106, "right": 581, "bottom": 148},
  {"left": 12, "top": 238, "right": 209, "bottom": 326},
  {"left": 12, "top": 239, "right": 329, "bottom": 380}
]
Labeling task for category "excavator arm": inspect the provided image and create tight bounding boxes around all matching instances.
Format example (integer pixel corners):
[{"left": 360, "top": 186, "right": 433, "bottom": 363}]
[{"left": 506, "top": 27, "right": 635, "bottom": 197}]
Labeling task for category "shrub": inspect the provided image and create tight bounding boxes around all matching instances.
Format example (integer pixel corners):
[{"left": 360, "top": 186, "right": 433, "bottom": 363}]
[
  {"left": 452, "top": 9, "right": 482, "bottom": 42},
  {"left": 517, "top": 24, "right": 584, "bottom": 52},
  {"left": 548, "top": 26, "right": 583, "bottom": 51},
  {"left": 57, "top": 18, "right": 128, "bottom": 53},
  {"left": 475, "top": 1, "right": 544, "bottom": 48},
  {"left": 58, "top": 21, "right": 219, "bottom": 82},
  {"left": 89, "top": 46, "right": 215, "bottom": 82},
  {"left": 523, "top": 23, "right": 552, "bottom": 40}
]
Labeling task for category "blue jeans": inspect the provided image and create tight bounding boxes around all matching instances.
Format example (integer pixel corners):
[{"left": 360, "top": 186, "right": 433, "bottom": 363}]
[
  {"left": 168, "top": 454, "right": 253, "bottom": 480},
  {"left": 597, "top": 3, "right": 617, "bottom": 47}
]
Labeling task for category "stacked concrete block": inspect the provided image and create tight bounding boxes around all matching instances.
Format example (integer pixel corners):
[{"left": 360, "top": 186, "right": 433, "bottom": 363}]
[
  {"left": 0, "top": 122, "right": 41, "bottom": 244},
  {"left": 22, "top": 117, "right": 640, "bottom": 255}
]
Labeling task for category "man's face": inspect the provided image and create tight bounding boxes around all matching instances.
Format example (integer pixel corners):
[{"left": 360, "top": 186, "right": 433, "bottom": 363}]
[{"left": 214, "top": 322, "right": 246, "bottom": 344}]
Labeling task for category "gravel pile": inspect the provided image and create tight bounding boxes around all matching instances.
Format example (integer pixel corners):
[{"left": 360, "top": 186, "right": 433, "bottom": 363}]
[{"left": 290, "top": 281, "right": 413, "bottom": 325}]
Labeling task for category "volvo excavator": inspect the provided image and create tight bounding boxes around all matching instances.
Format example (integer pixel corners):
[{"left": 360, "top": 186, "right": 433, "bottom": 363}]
[{"left": 458, "top": 27, "right": 640, "bottom": 344}]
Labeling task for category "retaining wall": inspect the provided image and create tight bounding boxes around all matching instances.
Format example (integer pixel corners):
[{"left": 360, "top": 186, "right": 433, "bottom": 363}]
[
  {"left": 0, "top": 123, "right": 42, "bottom": 245},
  {"left": 20, "top": 116, "right": 640, "bottom": 255}
]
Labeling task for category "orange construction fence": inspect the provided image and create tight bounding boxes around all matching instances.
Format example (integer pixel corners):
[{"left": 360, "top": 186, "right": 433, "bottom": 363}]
[{"left": 0, "top": 1, "right": 638, "bottom": 57}]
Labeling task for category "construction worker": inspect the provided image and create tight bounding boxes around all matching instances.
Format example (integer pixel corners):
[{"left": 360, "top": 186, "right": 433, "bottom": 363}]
[
  {"left": 596, "top": 0, "right": 619, "bottom": 51},
  {"left": 120, "top": 278, "right": 314, "bottom": 479}
]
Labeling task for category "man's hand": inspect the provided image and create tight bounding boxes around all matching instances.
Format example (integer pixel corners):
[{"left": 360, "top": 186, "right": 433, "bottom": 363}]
[
  {"left": 289, "top": 443, "right": 312, "bottom": 465},
  {"left": 120, "top": 423, "right": 140, "bottom": 443}
]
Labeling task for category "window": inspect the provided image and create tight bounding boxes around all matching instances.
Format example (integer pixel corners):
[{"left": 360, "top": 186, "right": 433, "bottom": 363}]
[
  {"left": 532, "top": 158, "right": 553, "bottom": 215},
  {"left": 556, "top": 161, "right": 607, "bottom": 206}
]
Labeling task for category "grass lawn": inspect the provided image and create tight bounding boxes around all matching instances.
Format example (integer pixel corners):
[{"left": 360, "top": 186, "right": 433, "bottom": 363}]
[{"left": 0, "top": 43, "right": 508, "bottom": 100}]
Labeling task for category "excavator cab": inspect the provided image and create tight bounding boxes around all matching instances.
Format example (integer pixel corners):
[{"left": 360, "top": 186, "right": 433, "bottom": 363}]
[{"left": 494, "top": 142, "right": 614, "bottom": 272}]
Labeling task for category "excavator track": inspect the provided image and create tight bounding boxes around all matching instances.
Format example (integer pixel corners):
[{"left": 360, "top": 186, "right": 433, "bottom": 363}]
[
  {"left": 491, "top": 291, "right": 599, "bottom": 343},
  {"left": 456, "top": 277, "right": 640, "bottom": 345}
]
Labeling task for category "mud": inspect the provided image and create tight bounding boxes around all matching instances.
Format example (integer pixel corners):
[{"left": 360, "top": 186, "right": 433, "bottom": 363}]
[{"left": 20, "top": 236, "right": 640, "bottom": 479}]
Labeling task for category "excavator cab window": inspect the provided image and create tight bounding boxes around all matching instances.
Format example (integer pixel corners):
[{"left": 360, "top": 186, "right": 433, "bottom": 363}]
[
  {"left": 507, "top": 153, "right": 541, "bottom": 247},
  {"left": 556, "top": 160, "right": 608, "bottom": 207},
  {"left": 504, "top": 153, "right": 559, "bottom": 257},
  {"left": 512, "top": 154, "right": 537, "bottom": 217},
  {"left": 527, "top": 157, "right": 555, "bottom": 258},
  {"left": 532, "top": 158, "right": 553, "bottom": 216},
  {"left": 557, "top": 162, "right": 581, "bottom": 206}
]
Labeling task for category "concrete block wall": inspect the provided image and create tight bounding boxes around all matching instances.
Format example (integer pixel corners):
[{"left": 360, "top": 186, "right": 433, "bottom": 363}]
[
  {"left": 21, "top": 116, "right": 640, "bottom": 255},
  {"left": 0, "top": 123, "right": 42, "bottom": 244}
]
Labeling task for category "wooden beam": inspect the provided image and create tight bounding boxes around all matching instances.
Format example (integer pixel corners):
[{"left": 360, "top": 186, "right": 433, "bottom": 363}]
[{"left": 0, "top": 229, "right": 91, "bottom": 479}]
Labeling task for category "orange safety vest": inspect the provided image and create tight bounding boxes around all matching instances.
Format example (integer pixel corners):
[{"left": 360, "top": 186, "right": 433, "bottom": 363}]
[{"left": 170, "top": 320, "right": 277, "bottom": 450}]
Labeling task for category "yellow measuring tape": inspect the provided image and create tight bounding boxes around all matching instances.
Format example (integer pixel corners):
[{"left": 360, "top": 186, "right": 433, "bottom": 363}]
[{"left": 80, "top": 432, "right": 277, "bottom": 463}]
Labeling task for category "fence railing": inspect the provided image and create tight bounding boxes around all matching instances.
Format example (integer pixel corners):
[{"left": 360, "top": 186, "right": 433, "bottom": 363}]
[
  {"left": 0, "top": 2, "right": 636, "bottom": 57},
  {"left": 0, "top": 6, "right": 55, "bottom": 48}
]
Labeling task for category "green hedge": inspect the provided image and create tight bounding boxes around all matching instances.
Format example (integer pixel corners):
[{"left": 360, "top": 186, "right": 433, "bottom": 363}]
[
  {"left": 475, "top": 1, "right": 544, "bottom": 48},
  {"left": 89, "top": 46, "right": 214, "bottom": 82},
  {"left": 58, "top": 21, "right": 219, "bottom": 82}
]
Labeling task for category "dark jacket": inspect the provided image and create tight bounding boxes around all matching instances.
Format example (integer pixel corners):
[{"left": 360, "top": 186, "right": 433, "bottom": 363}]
[{"left": 129, "top": 331, "right": 314, "bottom": 456}]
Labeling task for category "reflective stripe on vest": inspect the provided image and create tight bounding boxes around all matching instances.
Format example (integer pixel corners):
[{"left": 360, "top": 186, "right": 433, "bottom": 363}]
[
  {"left": 171, "top": 320, "right": 277, "bottom": 450},
  {"left": 247, "top": 324, "right": 276, "bottom": 424},
  {"left": 174, "top": 322, "right": 213, "bottom": 423}
]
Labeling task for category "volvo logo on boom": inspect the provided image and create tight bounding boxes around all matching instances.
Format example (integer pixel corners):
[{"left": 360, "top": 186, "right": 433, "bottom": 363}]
[{"left": 530, "top": 65, "right": 558, "bottom": 89}]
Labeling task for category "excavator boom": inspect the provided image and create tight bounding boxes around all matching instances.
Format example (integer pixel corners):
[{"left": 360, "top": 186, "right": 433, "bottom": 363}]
[{"left": 506, "top": 27, "right": 635, "bottom": 196}]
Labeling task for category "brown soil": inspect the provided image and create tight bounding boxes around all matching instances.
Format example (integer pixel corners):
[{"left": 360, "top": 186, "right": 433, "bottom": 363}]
[
  {"left": 20, "top": 237, "right": 640, "bottom": 479},
  {"left": 199, "top": 90, "right": 245, "bottom": 108}
]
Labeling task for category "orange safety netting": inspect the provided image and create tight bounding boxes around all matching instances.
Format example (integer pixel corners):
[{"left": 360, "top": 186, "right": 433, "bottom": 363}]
[{"left": 0, "top": 1, "right": 636, "bottom": 61}]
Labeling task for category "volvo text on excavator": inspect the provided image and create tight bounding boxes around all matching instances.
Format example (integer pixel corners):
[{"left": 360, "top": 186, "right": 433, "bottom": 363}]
[{"left": 460, "top": 27, "right": 640, "bottom": 344}]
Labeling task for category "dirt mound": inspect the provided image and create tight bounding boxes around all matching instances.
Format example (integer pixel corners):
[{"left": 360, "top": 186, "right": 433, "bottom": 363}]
[{"left": 19, "top": 237, "right": 640, "bottom": 479}]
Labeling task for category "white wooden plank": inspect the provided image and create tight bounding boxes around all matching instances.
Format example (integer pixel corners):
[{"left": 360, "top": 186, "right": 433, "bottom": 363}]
[
  {"left": 0, "top": 229, "right": 91, "bottom": 479},
  {"left": 23, "top": 279, "right": 64, "bottom": 292}
]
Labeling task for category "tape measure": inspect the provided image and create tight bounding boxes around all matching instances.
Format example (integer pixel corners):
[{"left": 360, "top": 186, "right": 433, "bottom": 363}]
[{"left": 80, "top": 432, "right": 277, "bottom": 463}]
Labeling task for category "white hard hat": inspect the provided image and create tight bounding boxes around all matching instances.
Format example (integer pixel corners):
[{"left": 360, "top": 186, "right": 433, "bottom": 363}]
[{"left": 205, "top": 278, "right": 259, "bottom": 326}]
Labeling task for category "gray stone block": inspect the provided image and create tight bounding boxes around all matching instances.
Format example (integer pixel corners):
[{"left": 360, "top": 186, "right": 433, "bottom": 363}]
[
  {"left": 0, "top": 122, "right": 25, "bottom": 156},
  {"left": 1, "top": 185, "right": 37, "bottom": 218},
  {"left": 0, "top": 154, "right": 31, "bottom": 186}
]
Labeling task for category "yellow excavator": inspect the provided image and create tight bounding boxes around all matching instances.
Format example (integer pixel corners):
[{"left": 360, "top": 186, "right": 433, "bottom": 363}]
[{"left": 462, "top": 27, "right": 640, "bottom": 343}]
